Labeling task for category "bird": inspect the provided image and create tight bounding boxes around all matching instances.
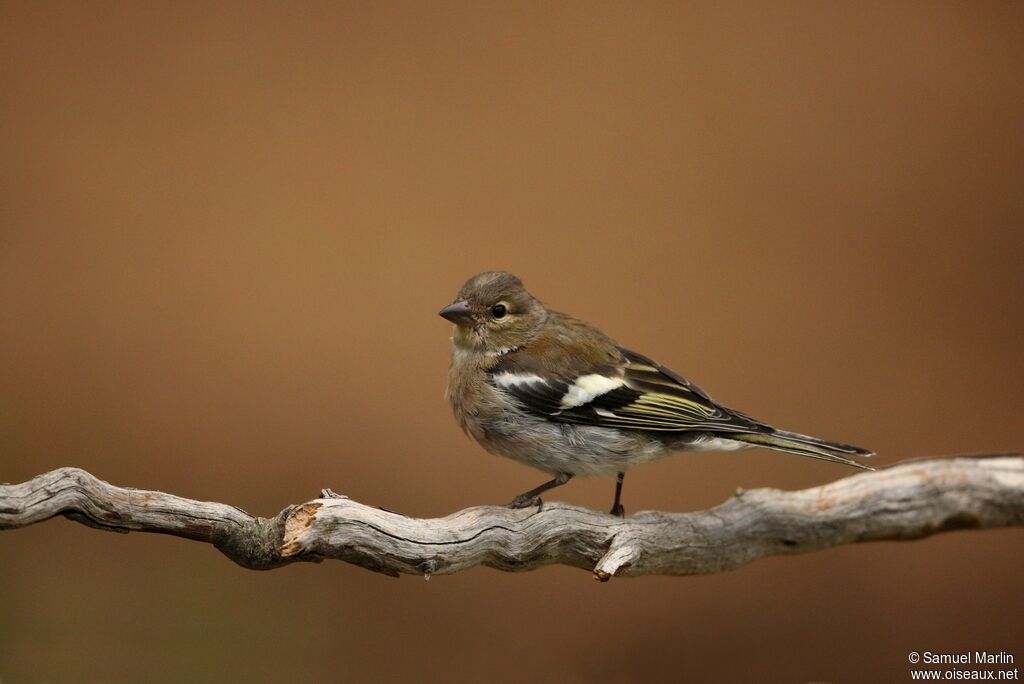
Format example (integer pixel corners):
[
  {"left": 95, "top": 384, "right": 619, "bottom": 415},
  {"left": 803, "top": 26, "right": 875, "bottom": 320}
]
[{"left": 440, "top": 271, "right": 873, "bottom": 516}]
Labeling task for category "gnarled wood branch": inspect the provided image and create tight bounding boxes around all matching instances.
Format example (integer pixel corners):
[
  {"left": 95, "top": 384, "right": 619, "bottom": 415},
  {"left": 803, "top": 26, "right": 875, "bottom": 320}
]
[{"left": 1, "top": 456, "right": 1021, "bottom": 580}]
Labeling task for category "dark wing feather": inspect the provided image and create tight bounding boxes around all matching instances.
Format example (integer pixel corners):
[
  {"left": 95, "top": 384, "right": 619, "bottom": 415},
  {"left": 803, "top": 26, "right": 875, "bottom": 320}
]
[
  {"left": 617, "top": 348, "right": 713, "bottom": 401},
  {"left": 506, "top": 378, "right": 570, "bottom": 414},
  {"left": 489, "top": 339, "right": 769, "bottom": 434}
]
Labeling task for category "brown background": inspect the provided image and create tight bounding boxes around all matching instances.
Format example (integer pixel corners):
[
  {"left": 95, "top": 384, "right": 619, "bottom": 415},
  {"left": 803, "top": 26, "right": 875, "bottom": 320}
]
[{"left": 1, "top": 2, "right": 1022, "bottom": 682}]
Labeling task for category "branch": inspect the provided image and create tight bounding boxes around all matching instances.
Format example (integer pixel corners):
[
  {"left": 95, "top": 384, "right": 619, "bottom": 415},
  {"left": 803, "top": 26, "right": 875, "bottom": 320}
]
[{"left": 1, "top": 456, "right": 1021, "bottom": 580}]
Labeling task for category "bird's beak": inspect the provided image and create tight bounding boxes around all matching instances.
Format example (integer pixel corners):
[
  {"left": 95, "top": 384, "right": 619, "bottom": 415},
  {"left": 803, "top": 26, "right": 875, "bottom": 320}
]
[{"left": 438, "top": 300, "right": 475, "bottom": 326}]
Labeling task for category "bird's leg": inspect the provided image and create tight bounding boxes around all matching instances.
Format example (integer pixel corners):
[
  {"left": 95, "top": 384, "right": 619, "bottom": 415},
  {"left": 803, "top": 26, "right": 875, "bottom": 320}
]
[
  {"left": 509, "top": 472, "right": 573, "bottom": 511},
  {"left": 609, "top": 472, "right": 625, "bottom": 517}
]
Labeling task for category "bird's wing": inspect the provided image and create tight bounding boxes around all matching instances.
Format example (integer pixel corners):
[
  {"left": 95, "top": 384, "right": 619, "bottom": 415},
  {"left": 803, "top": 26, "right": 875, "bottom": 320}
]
[{"left": 488, "top": 323, "right": 768, "bottom": 434}]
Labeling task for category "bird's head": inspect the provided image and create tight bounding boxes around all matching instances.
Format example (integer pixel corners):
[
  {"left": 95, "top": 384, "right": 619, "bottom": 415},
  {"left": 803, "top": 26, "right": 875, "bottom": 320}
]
[{"left": 439, "top": 271, "right": 547, "bottom": 353}]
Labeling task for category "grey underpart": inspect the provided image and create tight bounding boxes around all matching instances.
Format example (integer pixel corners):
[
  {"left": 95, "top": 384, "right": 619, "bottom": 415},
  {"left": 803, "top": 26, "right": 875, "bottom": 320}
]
[{"left": 478, "top": 411, "right": 677, "bottom": 477}]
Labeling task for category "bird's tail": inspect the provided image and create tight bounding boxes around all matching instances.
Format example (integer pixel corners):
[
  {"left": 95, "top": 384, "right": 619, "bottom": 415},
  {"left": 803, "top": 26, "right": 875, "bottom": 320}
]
[{"left": 732, "top": 430, "right": 875, "bottom": 470}]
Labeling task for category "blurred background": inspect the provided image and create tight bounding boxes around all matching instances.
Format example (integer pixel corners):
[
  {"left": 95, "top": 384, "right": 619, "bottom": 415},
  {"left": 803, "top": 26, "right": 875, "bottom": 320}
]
[{"left": 1, "top": 1, "right": 1022, "bottom": 682}]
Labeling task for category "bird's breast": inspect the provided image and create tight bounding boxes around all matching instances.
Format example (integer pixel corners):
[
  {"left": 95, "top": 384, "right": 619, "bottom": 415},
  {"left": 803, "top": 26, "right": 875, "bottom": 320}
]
[{"left": 445, "top": 348, "right": 497, "bottom": 442}]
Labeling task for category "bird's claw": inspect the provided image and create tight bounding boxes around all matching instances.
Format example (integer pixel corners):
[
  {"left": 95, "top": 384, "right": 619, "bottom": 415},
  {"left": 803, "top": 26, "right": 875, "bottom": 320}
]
[
  {"left": 609, "top": 504, "right": 625, "bottom": 518},
  {"left": 509, "top": 494, "right": 543, "bottom": 511}
]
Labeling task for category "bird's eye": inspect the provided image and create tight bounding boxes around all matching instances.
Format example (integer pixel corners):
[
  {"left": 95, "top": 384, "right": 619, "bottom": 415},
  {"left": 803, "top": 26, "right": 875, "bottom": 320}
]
[{"left": 490, "top": 304, "right": 507, "bottom": 319}]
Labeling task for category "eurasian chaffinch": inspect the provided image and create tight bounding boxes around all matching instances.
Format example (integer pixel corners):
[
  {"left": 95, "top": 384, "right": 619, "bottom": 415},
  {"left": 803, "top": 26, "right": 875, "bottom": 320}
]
[{"left": 440, "top": 271, "right": 873, "bottom": 516}]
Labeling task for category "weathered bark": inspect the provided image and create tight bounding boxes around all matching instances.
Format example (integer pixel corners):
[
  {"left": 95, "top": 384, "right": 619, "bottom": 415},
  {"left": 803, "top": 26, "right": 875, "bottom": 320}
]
[{"left": 1, "top": 456, "right": 1021, "bottom": 580}]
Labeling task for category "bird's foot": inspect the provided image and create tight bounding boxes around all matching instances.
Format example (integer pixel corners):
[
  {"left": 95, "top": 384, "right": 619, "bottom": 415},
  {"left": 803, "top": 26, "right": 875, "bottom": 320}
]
[
  {"left": 609, "top": 503, "right": 625, "bottom": 518},
  {"left": 509, "top": 494, "right": 543, "bottom": 512}
]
